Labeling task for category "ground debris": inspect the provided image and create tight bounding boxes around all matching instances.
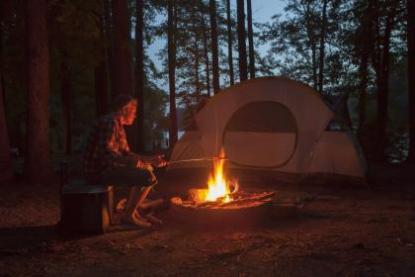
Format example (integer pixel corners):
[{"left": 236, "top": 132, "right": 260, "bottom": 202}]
[
  {"left": 151, "top": 244, "right": 170, "bottom": 251},
  {"left": 209, "top": 248, "right": 245, "bottom": 261},
  {"left": 352, "top": 242, "right": 365, "bottom": 249},
  {"left": 396, "top": 237, "right": 414, "bottom": 247},
  {"left": 0, "top": 248, "right": 29, "bottom": 257}
]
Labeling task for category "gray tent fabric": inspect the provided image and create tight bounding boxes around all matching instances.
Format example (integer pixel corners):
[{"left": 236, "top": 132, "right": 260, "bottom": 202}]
[{"left": 168, "top": 77, "right": 367, "bottom": 182}]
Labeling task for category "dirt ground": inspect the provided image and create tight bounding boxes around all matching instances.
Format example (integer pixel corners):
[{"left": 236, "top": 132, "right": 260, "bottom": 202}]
[{"left": 1, "top": 164, "right": 415, "bottom": 277}]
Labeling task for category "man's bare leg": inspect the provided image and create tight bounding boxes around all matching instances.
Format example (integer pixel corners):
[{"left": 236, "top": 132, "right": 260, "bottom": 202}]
[{"left": 123, "top": 186, "right": 152, "bottom": 227}]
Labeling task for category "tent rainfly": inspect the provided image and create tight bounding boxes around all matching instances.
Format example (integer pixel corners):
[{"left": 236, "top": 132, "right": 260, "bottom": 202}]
[{"left": 167, "top": 77, "right": 367, "bottom": 183}]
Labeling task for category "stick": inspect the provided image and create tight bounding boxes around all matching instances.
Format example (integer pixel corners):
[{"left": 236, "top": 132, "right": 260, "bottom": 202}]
[{"left": 168, "top": 157, "right": 229, "bottom": 165}]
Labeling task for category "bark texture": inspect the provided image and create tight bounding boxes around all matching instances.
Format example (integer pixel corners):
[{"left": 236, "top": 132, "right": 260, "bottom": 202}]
[{"left": 24, "top": 0, "right": 53, "bottom": 183}]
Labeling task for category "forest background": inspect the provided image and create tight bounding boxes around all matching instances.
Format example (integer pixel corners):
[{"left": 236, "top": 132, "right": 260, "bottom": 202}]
[{"left": 0, "top": 0, "right": 414, "bottom": 184}]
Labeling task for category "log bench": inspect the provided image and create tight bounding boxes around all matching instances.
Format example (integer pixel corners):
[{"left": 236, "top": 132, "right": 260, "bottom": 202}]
[{"left": 58, "top": 179, "right": 114, "bottom": 235}]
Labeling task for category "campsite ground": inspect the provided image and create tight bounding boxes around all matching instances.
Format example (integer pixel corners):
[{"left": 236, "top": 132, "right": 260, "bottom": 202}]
[{"left": 0, "top": 164, "right": 414, "bottom": 276}]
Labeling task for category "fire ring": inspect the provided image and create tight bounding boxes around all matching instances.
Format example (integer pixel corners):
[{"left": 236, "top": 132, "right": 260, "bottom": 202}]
[
  {"left": 170, "top": 149, "right": 276, "bottom": 225},
  {"left": 170, "top": 190, "right": 275, "bottom": 225}
]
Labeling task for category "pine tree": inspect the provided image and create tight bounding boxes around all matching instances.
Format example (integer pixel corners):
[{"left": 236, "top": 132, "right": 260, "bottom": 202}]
[
  {"left": 24, "top": 0, "right": 53, "bottom": 183},
  {"left": 237, "top": 0, "right": 247, "bottom": 81},
  {"left": 136, "top": 0, "right": 145, "bottom": 152},
  {"left": 247, "top": 0, "right": 255, "bottom": 79},
  {"left": 226, "top": 0, "right": 234, "bottom": 85},
  {"left": 0, "top": 4, "right": 13, "bottom": 183},
  {"left": 372, "top": 0, "right": 399, "bottom": 161},
  {"left": 168, "top": 0, "right": 178, "bottom": 148},
  {"left": 209, "top": 0, "right": 220, "bottom": 93},
  {"left": 111, "top": 0, "right": 134, "bottom": 96},
  {"left": 407, "top": 0, "right": 415, "bottom": 162}
]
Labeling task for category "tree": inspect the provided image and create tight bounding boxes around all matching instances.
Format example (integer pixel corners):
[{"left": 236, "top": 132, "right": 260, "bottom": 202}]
[
  {"left": 192, "top": 19, "right": 201, "bottom": 95},
  {"left": 247, "top": 0, "right": 255, "bottom": 78},
  {"left": 61, "top": 52, "right": 72, "bottom": 155},
  {"left": 0, "top": 2, "right": 13, "bottom": 183},
  {"left": 226, "top": 0, "right": 234, "bottom": 85},
  {"left": 104, "top": 0, "right": 113, "bottom": 99},
  {"left": 0, "top": 84, "right": 12, "bottom": 183},
  {"left": 408, "top": 0, "right": 415, "bottom": 162},
  {"left": 209, "top": 0, "right": 220, "bottom": 93},
  {"left": 237, "top": 0, "right": 247, "bottom": 81},
  {"left": 136, "top": 0, "right": 145, "bottom": 152},
  {"left": 317, "top": 0, "right": 327, "bottom": 93},
  {"left": 0, "top": 53, "right": 13, "bottom": 183},
  {"left": 168, "top": 0, "right": 178, "bottom": 148},
  {"left": 24, "top": 0, "right": 53, "bottom": 183},
  {"left": 95, "top": 13, "right": 109, "bottom": 117},
  {"left": 372, "top": 0, "right": 399, "bottom": 161},
  {"left": 200, "top": 8, "right": 211, "bottom": 96},
  {"left": 111, "top": 0, "right": 134, "bottom": 97},
  {"left": 356, "top": 0, "right": 376, "bottom": 135}
]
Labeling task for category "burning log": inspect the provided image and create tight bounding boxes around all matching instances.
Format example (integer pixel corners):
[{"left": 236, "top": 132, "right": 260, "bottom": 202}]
[{"left": 172, "top": 191, "right": 275, "bottom": 209}]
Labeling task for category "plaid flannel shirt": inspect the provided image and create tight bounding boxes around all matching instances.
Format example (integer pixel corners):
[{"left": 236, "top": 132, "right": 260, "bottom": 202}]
[{"left": 83, "top": 113, "right": 139, "bottom": 182}]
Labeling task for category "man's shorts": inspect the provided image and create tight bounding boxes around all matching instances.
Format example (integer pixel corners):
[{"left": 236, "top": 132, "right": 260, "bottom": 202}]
[{"left": 97, "top": 167, "right": 156, "bottom": 188}]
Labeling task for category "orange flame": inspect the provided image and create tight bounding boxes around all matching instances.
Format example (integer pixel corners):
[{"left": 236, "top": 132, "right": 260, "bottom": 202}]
[{"left": 204, "top": 149, "right": 237, "bottom": 203}]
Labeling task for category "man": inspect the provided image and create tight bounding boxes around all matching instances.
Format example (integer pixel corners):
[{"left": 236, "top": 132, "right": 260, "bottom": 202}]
[{"left": 84, "top": 94, "right": 167, "bottom": 227}]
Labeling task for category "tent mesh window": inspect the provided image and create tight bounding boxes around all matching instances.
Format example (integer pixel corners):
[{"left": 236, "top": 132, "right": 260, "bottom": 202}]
[
  {"left": 225, "top": 101, "right": 297, "bottom": 133},
  {"left": 223, "top": 101, "right": 298, "bottom": 168}
]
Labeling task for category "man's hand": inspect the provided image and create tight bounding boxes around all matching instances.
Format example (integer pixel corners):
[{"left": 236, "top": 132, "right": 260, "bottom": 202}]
[
  {"left": 151, "top": 154, "right": 168, "bottom": 168},
  {"left": 136, "top": 160, "right": 145, "bottom": 169},
  {"left": 136, "top": 160, "right": 154, "bottom": 171}
]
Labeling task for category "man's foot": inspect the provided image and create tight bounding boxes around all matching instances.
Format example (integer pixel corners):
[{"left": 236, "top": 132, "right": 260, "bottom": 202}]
[
  {"left": 121, "top": 213, "right": 152, "bottom": 228},
  {"left": 145, "top": 213, "right": 163, "bottom": 226},
  {"left": 116, "top": 198, "right": 127, "bottom": 213}
]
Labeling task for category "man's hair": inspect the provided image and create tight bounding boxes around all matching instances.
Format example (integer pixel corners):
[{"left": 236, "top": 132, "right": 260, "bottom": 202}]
[{"left": 112, "top": 94, "right": 137, "bottom": 111}]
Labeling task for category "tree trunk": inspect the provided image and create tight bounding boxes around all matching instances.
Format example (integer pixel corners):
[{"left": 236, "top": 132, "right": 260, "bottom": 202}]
[
  {"left": 168, "top": 0, "right": 178, "bottom": 148},
  {"left": 111, "top": 0, "right": 133, "bottom": 97},
  {"left": 0, "top": 25, "right": 13, "bottom": 182},
  {"left": 135, "top": 0, "right": 145, "bottom": 152},
  {"left": 209, "top": 0, "right": 220, "bottom": 94},
  {"left": 226, "top": 0, "right": 234, "bottom": 86},
  {"left": 0, "top": 11, "right": 13, "bottom": 183},
  {"left": 357, "top": 52, "right": 369, "bottom": 135},
  {"left": 193, "top": 23, "right": 200, "bottom": 94},
  {"left": 373, "top": 1, "right": 397, "bottom": 161},
  {"left": 236, "top": 0, "right": 247, "bottom": 81},
  {"left": 61, "top": 55, "right": 72, "bottom": 155},
  {"left": 95, "top": 62, "right": 108, "bottom": 116},
  {"left": 24, "top": 0, "right": 53, "bottom": 184},
  {"left": 304, "top": 3, "right": 318, "bottom": 90},
  {"left": 318, "top": 0, "right": 328, "bottom": 94},
  {"left": 95, "top": 15, "right": 109, "bottom": 117},
  {"left": 407, "top": 0, "right": 415, "bottom": 162},
  {"left": 0, "top": 84, "right": 12, "bottom": 183},
  {"left": 103, "top": 0, "right": 113, "bottom": 100},
  {"left": 357, "top": 0, "right": 375, "bottom": 136},
  {"left": 311, "top": 42, "right": 318, "bottom": 90},
  {"left": 201, "top": 12, "right": 211, "bottom": 96},
  {"left": 247, "top": 0, "right": 255, "bottom": 79}
]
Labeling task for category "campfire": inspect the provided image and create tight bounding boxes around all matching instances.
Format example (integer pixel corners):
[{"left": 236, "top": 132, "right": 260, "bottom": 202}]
[{"left": 171, "top": 149, "right": 275, "bottom": 211}]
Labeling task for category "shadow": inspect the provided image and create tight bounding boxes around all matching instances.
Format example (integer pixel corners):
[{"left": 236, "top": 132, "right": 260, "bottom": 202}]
[
  {"left": 160, "top": 205, "right": 303, "bottom": 234},
  {"left": 0, "top": 225, "right": 58, "bottom": 256}
]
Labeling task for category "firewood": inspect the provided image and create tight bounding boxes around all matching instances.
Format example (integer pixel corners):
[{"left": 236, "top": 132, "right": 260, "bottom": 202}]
[{"left": 219, "top": 192, "right": 275, "bottom": 207}]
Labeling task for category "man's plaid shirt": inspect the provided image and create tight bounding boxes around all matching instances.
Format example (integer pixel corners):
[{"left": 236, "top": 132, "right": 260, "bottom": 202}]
[{"left": 83, "top": 113, "right": 138, "bottom": 182}]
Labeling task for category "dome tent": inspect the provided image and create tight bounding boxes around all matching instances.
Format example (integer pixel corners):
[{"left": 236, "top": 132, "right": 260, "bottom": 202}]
[{"left": 166, "top": 77, "right": 367, "bottom": 184}]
